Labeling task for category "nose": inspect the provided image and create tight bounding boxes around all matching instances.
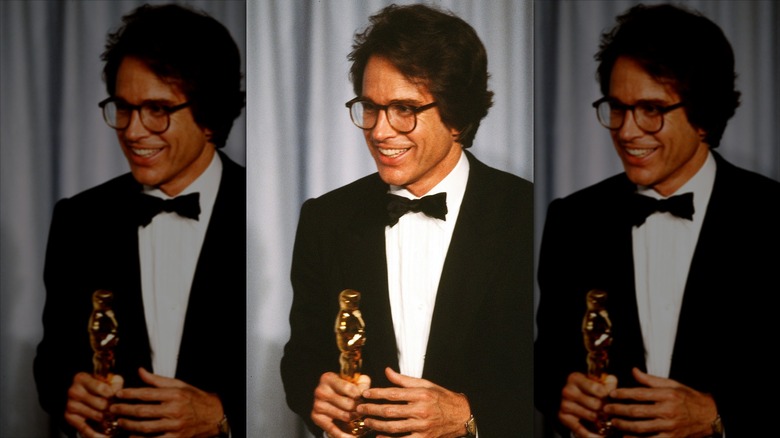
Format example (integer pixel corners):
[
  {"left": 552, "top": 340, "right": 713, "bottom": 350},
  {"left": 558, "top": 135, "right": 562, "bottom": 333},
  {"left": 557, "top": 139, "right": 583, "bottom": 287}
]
[
  {"left": 123, "top": 108, "right": 150, "bottom": 141},
  {"left": 617, "top": 108, "right": 643, "bottom": 141},
  {"left": 370, "top": 108, "right": 397, "bottom": 142}
]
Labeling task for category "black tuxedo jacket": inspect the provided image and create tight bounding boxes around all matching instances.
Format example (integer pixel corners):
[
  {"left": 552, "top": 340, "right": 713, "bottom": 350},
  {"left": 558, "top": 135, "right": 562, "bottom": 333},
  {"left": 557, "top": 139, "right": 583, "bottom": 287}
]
[
  {"left": 281, "top": 151, "right": 534, "bottom": 437},
  {"left": 34, "top": 151, "right": 246, "bottom": 437},
  {"left": 534, "top": 152, "right": 780, "bottom": 436}
]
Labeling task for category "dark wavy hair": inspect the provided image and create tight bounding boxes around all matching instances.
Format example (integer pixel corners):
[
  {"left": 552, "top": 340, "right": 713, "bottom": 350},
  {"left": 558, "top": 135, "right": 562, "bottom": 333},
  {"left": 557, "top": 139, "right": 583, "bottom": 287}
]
[
  {"left": 102, "top": 4, "right": 245, "bottom": 147},
  {"left": 349, "top": 4, "right": 493, "bottom": 148},
  {"left": 596, "top": 4, "right": 740, "bottom": 148}
]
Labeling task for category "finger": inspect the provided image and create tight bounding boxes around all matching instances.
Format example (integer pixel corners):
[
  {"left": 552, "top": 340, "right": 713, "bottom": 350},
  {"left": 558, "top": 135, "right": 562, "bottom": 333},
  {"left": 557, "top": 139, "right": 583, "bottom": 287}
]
[
  {"left": 362, "top": 385, "right": 420, "bottom": 403},
  {"left": 603, "top": 374, "right": 618, "bottom": 393},
  {"left": 312, "top": 395, "right": 353, "bottom": 423},
  {"left": 323, "top": 372, "right": 363, "bottom": 399},
  {"left": 116, "top": 386, "right": 173, "bottom": 403},
  {"left": 609, "top": 386, "right": 665, "bottom": 403},
  {"left": 355, "top": 374, "right": 371, "bottom": 393},
  {"left": 315, "top": 420, "right": 353, "bottom": 438},
  {"left": 632, "top": 367, "right": 679, "bottom": 389},
  {"left": 111, "top": 401, "right": 167, "bottom": 419},
  {"left": 64, "top": 411, "right": 108, "bottom": 438},
  {"left": 137, "top": 367, "right": 185, "bottom": 389},
  {"left": 363, "top": 416, "right": 417, "bottom": 434},
  {"left": 74, "top": 372, "right": 116, "bottom": 399},
  {"left": 118, "top": 416, "right": 174, "bottom": 435},
  {"left": 383, "top": 367, "right": 431, "bottom": 389},
  {"left": 561, "top": 378, "right": 604, "bottom": 412},
  {"left": 572, "top": 372, "right": 613, "bottom": 399},
  {"left": 357, "top": 400, "right": 415, "bottom": 419},
  {"left": 558, "top": 412, "right": 603, "bottom": 438},
  {"left": 559, "top": 397, "right": 599, "bottom": 424},
  {"left": 611, "top": 416, "right": 670, "bottom": 435},
  {"left": 68, "top": 387, "right": 110, "bottom": 416},
  {"left": 604, "top": 400, "right": 659, "bottom": 419}
]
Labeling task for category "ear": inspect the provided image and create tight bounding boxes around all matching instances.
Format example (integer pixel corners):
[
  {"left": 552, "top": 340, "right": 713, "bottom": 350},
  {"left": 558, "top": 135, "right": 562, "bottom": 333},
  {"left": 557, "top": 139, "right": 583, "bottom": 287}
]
[
  {"left": 697, "top": 127, "right": 706, "bottom": 141},
  {"left": 204, "top": 128, "right": 214, "bottom": 142},
  {"left": 450, "top": 126, "right": 461, "bottom": 142}
]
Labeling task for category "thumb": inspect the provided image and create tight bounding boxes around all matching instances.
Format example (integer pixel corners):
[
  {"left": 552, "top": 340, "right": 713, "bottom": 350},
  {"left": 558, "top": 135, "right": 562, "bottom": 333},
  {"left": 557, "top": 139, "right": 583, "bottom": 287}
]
[
  {"left": 632, "top": 367, "right": 677, "bottom": 389},
  {"left": 137, "top": 367, "right": 182, "bottom": 388},
  {"left": 107, "top": 374, "right": 124, "bottom": 395},
  {"left": 356, "top": 374, "right": 371, "bottom": 393}
]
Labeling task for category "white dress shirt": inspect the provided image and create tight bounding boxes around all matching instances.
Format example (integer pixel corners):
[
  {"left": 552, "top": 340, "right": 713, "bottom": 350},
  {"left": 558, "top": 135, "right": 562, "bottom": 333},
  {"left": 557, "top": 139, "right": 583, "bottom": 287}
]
[
  {"left": 632, "top": 151, "right": 716, "bottom": 378},
  {"left": 385, "top": 150, "right": 469, "bottom": 379},
  {"left": 138, "top": 152, "right": 222, "bottom": 378}
]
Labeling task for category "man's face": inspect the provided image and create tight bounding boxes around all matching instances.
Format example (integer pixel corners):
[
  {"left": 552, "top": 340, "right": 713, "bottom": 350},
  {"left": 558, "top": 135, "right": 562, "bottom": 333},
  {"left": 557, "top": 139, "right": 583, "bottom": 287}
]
[
  {"left": 361, "top": 56, "right": 462, "bottom": 197},
  {"left": 114, "top": 56, "right": 214, "bottom": 196},
  {"left": 608, "top": 56, "right": 708, "bottom": 196}
]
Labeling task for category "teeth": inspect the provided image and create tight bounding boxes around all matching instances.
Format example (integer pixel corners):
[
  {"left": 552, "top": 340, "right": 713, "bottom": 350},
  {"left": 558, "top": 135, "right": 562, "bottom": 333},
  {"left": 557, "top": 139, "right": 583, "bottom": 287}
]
[
  {"left": 626, "top": 148, "right": 653, "bottom": 157},
  {"left": 132, "top": 148, "right": 160, "bottom": 158},
  {"left": 378, "top": 148, "right": 409, "bottom": 157}
]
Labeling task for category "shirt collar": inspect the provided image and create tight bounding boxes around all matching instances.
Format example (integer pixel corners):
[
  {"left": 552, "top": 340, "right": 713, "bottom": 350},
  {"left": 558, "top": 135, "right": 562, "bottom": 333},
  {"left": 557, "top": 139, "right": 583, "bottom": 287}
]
[{"left": 636, "top": 149, "right": 716, "bottom": 222}]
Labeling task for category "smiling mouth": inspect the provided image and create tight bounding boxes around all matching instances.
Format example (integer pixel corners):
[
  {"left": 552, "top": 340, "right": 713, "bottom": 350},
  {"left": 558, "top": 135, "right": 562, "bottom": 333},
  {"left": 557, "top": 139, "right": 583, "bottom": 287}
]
[
  {"left": 377, "top": 147, "right": 410, "bottom": 158},
  {"left": 131, "top": 147, "right": 162, "bottom": 158},
  {"left": 625, "top": 147, "right": 656, "bottom": 158}
]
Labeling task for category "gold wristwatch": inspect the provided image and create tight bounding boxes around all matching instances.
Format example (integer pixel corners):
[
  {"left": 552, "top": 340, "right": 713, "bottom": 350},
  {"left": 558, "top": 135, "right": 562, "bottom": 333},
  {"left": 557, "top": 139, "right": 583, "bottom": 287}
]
[
  {"left": 710, "top": 414, "right": 723, "bottom": 438},
  {"left": 464, "top": 414, "right": 477, "bottom": 437},
  {"left": 217, "top": 414, "right": 230, "bottom": 438}
]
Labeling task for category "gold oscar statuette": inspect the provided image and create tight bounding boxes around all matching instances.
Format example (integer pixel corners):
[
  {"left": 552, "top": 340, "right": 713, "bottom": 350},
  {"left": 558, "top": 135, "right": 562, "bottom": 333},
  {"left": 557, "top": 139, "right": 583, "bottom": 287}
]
[
  {"left": 582, "top": 289, "right": 614, "bottom": 436},
  {"left": 89, "top": 289, "right": 120, "bottom": 437},
  {"left": 334, "top": 289, "right": 369, "bottom": 437}
]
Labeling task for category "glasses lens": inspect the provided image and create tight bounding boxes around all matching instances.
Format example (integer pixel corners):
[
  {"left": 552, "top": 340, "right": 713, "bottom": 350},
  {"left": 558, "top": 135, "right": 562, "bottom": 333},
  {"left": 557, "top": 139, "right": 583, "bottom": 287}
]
[
  {"left": 634, "top": 104, "right": 663, "bottom": 133},
  {"left": 140, "top": 104, "right": 169, "bottom": 133},
  {"left": 596, "top": 101, "right": 622, "bottom": 130},
  {"left": 387, "top": 104, "right": 416, "bottom": 133},
  {"left": 102, "top": 101, "right": 123, "bottom": 129},
  {"left": 348, "top": 101, "right": 371, "bottom": 129}
]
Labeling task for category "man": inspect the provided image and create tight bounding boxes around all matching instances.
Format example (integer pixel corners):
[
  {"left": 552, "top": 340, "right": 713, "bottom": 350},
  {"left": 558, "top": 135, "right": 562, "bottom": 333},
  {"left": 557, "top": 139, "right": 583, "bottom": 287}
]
[
  {"left": 33, "top": 5, "right": 245, "bottom": 437},
  {"left": 280, "top": 4, "right": 533, "bottom": 438},
  {"left": 534, "top": 4, "right": 779, "bottom": 438}
]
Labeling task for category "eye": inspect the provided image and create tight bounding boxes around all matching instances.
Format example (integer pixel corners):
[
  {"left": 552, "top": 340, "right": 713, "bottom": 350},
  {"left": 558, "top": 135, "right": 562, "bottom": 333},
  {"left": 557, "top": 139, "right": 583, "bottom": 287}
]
[
  {"left": 361, "top": 102, "right": 378, "bottom": 114},
  {"left": 391, "top": 104, "right": 415, "bottom": 117},
  {"left": 636, "top": 102, "right": 662, "bottom": 117},
  {"left": 144, "top": 103, "right": 168, "bottom": 117},
  {"left": 114, "top": 101, "right": 133, "bottom": 112}
]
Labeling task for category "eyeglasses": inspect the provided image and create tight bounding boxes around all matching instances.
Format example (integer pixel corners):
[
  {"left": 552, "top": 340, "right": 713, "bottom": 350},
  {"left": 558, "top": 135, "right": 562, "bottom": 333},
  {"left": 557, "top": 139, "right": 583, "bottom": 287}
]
[
  {"left": 592, "top": 97, "right": 685, "bottom": 134},
  {"left": 99, "top": 98, "right": 191, "bottom": 134},
  {"left": 345, "top": 98, "right": 438, "bottom": 134}
]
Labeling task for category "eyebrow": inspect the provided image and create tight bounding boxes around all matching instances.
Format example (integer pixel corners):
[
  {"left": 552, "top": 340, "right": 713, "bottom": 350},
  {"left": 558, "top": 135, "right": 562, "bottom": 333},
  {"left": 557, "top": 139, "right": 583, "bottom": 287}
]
[
  {"left": 360, "top": 97, "right": 426, "bottom": 106},
  {"left": 607, "top": 97, "right": 673, "bottom": 106},
  {"left": 112, "top": 97, "right": 180, "bottom": 106}
]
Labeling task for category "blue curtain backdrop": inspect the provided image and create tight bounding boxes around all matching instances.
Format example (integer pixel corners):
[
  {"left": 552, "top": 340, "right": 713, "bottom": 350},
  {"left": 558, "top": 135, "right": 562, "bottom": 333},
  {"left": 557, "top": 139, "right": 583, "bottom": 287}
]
[
  {"left": 247, "top": 1, "right": 532, "bottom": 436},
  {"left": 0, "top": 1, "right": 245, "bottom": 436}
]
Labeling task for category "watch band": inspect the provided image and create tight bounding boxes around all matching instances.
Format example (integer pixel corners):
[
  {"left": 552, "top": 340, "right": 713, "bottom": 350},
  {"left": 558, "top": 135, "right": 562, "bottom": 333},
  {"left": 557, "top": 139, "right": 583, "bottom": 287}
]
[
  {"left": 217, "top": 414, "right": 230, "bottom": 438},
  {"left": 464, "top": 414, "right": 477, "bottom": 437},
  {"left": 710, "top": 414, "right": 723, "bottom": 438}
]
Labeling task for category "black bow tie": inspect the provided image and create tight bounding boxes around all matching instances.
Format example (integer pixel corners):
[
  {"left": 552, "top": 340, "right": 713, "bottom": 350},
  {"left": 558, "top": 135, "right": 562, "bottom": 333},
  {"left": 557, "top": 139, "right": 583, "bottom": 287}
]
[
  {"left": 135, "top": 192, "right": 201, "bottom": 227},
  {"left": 385, "top": 192, "right": 447, "bottom": 227},
  {"left": 628, "top": 192, "right": 694, "bottom": 227}
]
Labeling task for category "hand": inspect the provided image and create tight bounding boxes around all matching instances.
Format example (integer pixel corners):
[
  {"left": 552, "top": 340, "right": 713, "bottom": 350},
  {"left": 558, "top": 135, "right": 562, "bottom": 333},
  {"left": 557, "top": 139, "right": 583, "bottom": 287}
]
[
  {"left": 311, "top": 371, "right": 372, "bottom": 438},
  {"left": 110, "top": 367, "right": 224, "bottom": 438},
  {"left": 356, "top": 367, "right": 471, "bottom": 438},
  {"left": 558, "top": 371, "right": 618, "bottom": 438},
  {"left": 65, "top": 372, "right": 124, "bottom": 438},
  {"left": 604, "top": 368, "right": 717, "bottom": 438}
]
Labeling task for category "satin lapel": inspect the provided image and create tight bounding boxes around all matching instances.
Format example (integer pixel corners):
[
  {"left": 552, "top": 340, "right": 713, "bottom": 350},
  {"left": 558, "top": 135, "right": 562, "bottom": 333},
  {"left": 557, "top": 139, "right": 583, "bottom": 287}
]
[
  {"left": 111, "top": 177, "right": 152, "bottom": 383},
  {"left": 176, "top": 154, "right": 246, "bottom": 384},
  {"left": 669, "top": 153, "right": 728, "bottom": 383},
  {"left": 422, "top": 156, "right": 490, "bottom": 380},
  {"left": 336, "top": 176, "right": 399, "bottom": 384},
  {"left": 592, "top": 177, "right": 646, "bottom": 382}
]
